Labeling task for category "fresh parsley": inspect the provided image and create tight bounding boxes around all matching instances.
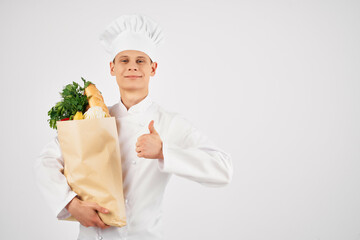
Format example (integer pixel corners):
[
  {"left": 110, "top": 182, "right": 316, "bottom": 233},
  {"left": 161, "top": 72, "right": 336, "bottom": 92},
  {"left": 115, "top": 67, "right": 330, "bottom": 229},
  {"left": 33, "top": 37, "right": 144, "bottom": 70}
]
[{"left": 48, "top": 77, "right": 93, "bottom": 129}]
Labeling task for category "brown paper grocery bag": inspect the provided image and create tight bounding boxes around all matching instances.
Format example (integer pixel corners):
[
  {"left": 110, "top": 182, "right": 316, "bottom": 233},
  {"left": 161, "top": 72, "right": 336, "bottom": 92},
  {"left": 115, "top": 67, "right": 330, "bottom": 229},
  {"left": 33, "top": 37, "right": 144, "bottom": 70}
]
[{"left": 56, "top": 117, "right": 126, "bottom": 227}]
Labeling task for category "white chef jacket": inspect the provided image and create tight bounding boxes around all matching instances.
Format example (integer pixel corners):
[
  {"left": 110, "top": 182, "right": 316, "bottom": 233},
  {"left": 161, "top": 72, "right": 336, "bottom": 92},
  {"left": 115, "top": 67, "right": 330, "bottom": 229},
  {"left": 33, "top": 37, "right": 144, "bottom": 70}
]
[{"left": 33, "top": 94, "right": 233, "bottom": 240}]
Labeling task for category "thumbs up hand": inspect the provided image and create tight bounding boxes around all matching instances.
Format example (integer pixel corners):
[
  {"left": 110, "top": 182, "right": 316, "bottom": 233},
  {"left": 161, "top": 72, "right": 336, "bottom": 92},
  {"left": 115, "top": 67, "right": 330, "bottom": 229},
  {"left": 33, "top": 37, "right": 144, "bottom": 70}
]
[{"left": 136, "top": 120, "right": 164, "bottom": 159}]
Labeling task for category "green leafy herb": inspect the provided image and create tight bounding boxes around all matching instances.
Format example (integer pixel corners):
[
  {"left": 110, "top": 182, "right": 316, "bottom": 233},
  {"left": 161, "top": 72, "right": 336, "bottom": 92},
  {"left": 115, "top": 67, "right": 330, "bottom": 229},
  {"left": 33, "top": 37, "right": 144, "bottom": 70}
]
[{"left": 47, "top": 77, "right": 93, "bottom": 130}]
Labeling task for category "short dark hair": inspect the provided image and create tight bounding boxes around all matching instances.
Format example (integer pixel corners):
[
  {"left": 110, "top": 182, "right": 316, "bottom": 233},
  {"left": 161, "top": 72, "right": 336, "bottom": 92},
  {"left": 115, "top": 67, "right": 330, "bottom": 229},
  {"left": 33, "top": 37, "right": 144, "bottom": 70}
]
[{"left": 112, "top": 57, "right": 153, "bottom": 64}]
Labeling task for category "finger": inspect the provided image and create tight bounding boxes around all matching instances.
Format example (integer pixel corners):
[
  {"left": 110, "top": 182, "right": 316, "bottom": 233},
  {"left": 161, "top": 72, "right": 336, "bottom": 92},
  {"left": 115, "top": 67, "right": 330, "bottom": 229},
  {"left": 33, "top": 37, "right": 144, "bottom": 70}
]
[
  {"left": 93, "top": 209, "right": 111, "bottom": 229},
  {"left": 136, "top": 141, "right": 142, "bottom": 149},
  {"left": 137, "top": 134, "right": 145, "bottom": 141},
  {"left": 93, "top": 204, "right": 109, "bottom": 214},
  {"left": 95, "top": 216, "right": 108, "bottom": 229},
  {"left": 98, "top": 222, "right": 110, "bottom": 230},
  {"left": 148, "top": 120, "right": 154, "bottom": 132},
  {"left": 148, "top": 120, "right": 158, "bottom": 134},
  {"left": 137, "top": 135, "right": 146, "bottom": 144}
]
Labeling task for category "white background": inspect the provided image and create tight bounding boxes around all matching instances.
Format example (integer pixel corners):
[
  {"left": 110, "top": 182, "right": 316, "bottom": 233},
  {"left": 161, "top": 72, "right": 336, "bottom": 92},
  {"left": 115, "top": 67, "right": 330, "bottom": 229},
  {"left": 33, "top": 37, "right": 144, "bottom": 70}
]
[{"left": 1, "top": 0, "right": 359, "bottom": 239}]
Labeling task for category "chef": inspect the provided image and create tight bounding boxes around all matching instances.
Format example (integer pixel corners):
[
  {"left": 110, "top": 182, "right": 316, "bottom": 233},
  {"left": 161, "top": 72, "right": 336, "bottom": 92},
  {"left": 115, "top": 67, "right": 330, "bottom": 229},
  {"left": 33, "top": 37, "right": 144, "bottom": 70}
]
[{"left": 34, "top": 14, "right": 233, "bottom": 240}]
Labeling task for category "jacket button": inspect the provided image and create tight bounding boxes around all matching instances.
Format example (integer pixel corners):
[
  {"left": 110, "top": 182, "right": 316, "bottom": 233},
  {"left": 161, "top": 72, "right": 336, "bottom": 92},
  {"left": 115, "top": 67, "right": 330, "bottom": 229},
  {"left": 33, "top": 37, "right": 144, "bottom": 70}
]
[
  {"left": 98, "top": 236, "right": 103, "bottom": 240},
  {"left": 132, "top": 160, "right": 136, "bottom": 165},
  {"left": 125, "top": 199, "right": 128, "bottom": 204}
]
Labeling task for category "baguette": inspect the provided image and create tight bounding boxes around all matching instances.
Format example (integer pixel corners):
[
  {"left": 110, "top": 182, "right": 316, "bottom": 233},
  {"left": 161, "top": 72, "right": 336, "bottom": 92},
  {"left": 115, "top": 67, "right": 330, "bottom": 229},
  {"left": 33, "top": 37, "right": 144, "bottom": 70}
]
[{"left": 84, "top": 83, "right": 111, "bottom": 117}]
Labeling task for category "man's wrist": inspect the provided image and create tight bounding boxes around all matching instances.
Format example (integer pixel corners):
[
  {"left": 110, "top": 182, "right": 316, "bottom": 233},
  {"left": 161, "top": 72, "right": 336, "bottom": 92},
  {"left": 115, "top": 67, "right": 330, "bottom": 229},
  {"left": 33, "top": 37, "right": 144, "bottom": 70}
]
[
  {"left": 65, "top": 196, "right": 78, "bottom": 210},
  {"left": 159, "top": 141, "right": 164, "bottom": 160},
  {"left": 159, "top": 151, "right": 164, "bottom": 160}
]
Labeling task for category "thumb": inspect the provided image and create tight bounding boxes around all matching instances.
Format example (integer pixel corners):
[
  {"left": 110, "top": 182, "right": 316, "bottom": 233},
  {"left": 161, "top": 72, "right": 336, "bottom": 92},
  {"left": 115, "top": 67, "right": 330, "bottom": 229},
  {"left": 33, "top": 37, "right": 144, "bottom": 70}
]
[
  {"left": 94, "top": 204, "right": 109, "bottom": 214},
  {"left": 148, "top": 120, "right": 158, "bottom": 134}
]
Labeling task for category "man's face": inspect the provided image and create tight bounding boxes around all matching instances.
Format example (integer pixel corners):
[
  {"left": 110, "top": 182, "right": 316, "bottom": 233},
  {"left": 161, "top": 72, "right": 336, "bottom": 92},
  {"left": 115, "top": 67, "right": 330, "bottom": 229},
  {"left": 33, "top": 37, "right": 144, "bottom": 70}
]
[{"left": 110, "top": 50, "right": 157, "bottom": 92}]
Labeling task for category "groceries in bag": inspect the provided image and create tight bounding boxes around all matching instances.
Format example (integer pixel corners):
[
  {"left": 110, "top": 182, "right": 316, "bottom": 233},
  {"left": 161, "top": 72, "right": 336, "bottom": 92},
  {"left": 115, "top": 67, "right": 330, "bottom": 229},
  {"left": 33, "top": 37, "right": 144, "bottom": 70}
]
[{"left": 47, "top": 77, "right": 127, "bottom": 227}]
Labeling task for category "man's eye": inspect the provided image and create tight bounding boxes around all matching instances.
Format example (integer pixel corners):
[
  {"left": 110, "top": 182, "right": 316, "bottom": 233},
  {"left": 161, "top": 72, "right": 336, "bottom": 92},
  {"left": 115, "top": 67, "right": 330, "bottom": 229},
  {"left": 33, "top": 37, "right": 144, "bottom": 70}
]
[{"left": 120, "top": 60, "right": 144, "bottom": 63}]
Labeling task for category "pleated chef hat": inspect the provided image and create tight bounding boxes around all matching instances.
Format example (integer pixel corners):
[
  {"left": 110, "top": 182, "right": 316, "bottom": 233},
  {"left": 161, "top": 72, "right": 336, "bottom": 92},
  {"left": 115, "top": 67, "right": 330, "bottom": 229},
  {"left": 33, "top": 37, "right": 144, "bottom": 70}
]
[{"left": 99, "top": 14, "right": 165, "bottom": 62}]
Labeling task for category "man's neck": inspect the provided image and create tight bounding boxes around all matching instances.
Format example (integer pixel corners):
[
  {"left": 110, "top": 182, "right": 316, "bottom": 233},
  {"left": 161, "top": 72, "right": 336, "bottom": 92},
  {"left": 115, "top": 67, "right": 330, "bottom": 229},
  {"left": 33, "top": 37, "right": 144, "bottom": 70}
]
[{"left": 120, "top": 89, "right": 148, "bottom": 111}]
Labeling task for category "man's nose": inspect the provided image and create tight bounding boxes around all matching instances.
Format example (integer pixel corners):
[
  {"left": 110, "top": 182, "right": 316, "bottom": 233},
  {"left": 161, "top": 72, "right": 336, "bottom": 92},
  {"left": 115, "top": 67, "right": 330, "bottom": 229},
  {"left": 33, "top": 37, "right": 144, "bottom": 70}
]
[{"left": 128, "top": 62, "right": 138, "bottom": 71}]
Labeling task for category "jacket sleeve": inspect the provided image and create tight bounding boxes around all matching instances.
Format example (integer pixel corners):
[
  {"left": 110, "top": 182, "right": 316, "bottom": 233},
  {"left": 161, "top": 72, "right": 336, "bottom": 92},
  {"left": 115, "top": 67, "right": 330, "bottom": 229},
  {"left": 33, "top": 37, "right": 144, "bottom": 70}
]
[
  {"left": 33, "top": 136, "right": 78, "bottom": 220},
  {"left": 157, "top": 114, "right": 233, "bottom": 187}
]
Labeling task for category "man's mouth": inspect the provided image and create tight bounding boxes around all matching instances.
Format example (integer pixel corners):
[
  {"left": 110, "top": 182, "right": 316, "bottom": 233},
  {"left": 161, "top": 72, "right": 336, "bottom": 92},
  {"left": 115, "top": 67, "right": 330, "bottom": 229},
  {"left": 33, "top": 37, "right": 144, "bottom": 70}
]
[{"left": 125, "top": 75, "right": 142, "bottom": 78}]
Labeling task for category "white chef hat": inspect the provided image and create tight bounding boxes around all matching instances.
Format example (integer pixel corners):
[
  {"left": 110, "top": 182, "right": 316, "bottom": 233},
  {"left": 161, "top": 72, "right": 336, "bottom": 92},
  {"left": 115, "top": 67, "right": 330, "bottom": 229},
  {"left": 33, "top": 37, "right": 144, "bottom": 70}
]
[{"left": 99, "top": 14, "right": 165, "bottom": 62}]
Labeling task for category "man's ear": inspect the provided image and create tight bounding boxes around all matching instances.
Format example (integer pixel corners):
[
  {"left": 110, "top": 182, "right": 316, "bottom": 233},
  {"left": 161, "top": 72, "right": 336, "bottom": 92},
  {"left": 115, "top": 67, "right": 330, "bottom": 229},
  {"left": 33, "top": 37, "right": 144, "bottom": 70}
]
[
  {"left": 150, "top": 62, "right": 158, "bottom": 77},
  {"left": 110, "top": 61, "right": 115, "bottom": 76}
]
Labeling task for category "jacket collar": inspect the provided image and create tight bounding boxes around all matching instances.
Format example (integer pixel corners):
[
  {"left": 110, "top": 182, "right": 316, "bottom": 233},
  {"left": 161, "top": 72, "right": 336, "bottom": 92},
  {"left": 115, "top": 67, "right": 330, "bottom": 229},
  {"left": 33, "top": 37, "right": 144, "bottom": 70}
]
[{"left": 116, "top": 93, "right": 153, "bottom": 118}]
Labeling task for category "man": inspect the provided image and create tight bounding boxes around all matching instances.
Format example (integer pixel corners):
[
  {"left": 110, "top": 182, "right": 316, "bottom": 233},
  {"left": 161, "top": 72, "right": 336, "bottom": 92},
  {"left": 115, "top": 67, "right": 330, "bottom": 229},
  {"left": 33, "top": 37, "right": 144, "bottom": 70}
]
[{"left": 34, "top": 14, "right": 233, "bottom": 240}]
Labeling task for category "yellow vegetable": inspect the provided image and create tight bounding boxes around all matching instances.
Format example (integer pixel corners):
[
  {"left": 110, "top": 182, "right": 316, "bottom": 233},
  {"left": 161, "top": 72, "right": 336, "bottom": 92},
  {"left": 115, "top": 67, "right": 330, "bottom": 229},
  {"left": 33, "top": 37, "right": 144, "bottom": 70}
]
[{"left": 73, "top": 111, "right": 84, "bottom": 120}]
